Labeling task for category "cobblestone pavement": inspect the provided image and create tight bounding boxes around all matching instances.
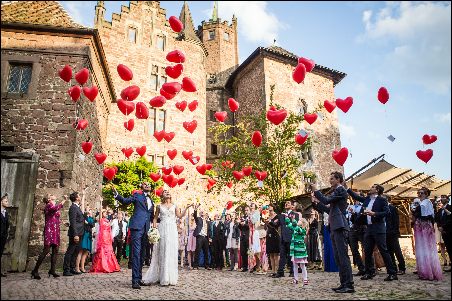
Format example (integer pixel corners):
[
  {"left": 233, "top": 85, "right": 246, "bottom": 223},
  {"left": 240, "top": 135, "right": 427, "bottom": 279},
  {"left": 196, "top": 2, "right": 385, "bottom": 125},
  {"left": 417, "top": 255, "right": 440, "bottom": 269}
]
[{"left": 1, "top": 266, "right": 450, "bottom": 300}]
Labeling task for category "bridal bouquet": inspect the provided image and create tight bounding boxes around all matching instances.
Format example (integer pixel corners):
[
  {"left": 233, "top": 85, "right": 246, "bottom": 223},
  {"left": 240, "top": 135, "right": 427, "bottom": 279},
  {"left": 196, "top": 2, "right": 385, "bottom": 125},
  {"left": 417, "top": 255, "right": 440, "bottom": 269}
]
[{"left": 147, "top": 228, "right": 160, "bottom": 244}]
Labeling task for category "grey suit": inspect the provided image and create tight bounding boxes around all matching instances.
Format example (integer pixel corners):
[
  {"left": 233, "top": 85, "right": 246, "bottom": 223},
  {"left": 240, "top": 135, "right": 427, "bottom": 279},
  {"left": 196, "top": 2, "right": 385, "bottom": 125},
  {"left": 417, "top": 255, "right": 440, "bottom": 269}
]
[{"left": 314, "top": 186, "right": 354, "bottom": 288}]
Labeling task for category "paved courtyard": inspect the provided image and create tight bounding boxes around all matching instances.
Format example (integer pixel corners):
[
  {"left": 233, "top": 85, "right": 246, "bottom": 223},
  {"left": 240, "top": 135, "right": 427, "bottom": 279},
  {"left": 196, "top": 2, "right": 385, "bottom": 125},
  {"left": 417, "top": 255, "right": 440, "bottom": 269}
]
[{"left": 1, "top": 266, "right": 450, "bottom": 300}]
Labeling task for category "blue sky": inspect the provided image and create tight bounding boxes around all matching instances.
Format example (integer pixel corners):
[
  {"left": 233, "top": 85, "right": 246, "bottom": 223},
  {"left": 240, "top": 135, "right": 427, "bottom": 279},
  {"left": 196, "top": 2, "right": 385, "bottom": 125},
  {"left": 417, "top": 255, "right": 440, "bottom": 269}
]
[{"left": 60, "top": 1, "right": 451, "bottom": 180}]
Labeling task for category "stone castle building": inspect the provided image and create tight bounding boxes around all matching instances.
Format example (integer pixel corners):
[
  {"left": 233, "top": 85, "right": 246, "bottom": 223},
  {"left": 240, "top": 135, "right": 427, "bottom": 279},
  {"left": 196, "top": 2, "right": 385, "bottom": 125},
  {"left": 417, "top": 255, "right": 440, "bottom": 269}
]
[{"left": 1, "top": 1, "right": 344, "bottom": 271}]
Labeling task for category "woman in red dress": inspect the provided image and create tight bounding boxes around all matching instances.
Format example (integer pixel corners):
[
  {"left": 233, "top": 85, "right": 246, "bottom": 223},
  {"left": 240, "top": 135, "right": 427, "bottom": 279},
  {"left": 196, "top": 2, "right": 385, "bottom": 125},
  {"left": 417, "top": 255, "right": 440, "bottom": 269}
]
[{"left": 90, "top": 210, "right": 120, "bottom": 273}]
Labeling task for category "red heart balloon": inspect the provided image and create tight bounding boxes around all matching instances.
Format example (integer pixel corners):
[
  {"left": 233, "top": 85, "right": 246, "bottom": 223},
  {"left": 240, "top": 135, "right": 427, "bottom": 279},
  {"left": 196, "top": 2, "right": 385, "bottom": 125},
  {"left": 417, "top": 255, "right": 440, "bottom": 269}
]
[
  {"left": 136, "top": 146, "right": 146, "bottom": 157},
  {"left": 155, "top": 187, "right": 164, "bottom": 196},
  {"left": 81, "top": 141, "right": 93, "bottom": 154},
  {"left": 112, "top": 166, "right": 118, "bottom": 173},
  {"left": 214, "top": 111, "right": 227, "bottom": 122},
  {"left": 332, "top": 147, "right": 349, "bottom": 166},
  {"left": 267, "top": 109, "right": 287, "bottom": 125},
  {"left": 59, "top": 65, "right": 72, "bottom": 82},
  {"left": 153, "top": 130, "right": 165, "bottom": 142},
  {"left": 121, "top": 85, "right": 140, "bottom": 101},
  {"left": 162, "top": 174, "right": 174, "bottom": 185},
  {"left": 189, "top": 155, "right": 200, "bottom": 165},
  {"left": 166, "top": 50, "right": 186, "bottom": 63},
  {"left": 83, "top": 86, "right": 98, "bottom": 102},
  {"left": 228, "top": 98, "right": 239, "bottom": 112},
  {"left": 295, "top": 133, "right": 308, "bottom": 145},
  {"left": 292, "top": 63, "right": 306, "bottom": 84},
  {"left": 170, "top": 177, "right": 179, "bottom": 188},
  {"left": 207, "top": 183, "right": 213, "bottom": 191},
  {"left": 122, "top": 147, "right": 134, "bottom": 159},
  {"left": 75, "top": 119, "right": 88, "bottom": 130},
  {"left": 150, "top": 173, "right": 161, "bottom": 182},
  {"left": 205, "top": 164, "right": 213, "bottom": 170},
  {"left": 298, "top": 57, "right": 315, "bottom": 72},
  {"left": 336, "top": 97, "right": 353, "bottom": 113},
  {"left": 103, "top": 167, "right": 116, "bottom": 181},
  {"left": 196, "top": 164, "right": 207, "bottom": 175},
  {"left": 188, "top": 100, "right": 198, "bottom": 112},
  {"left": 165, "top": 64, "right": 184, "bottom": 79},
  {"left": 68, "top": 85, "right": 82, "bottom": 102},
  {"left": 75, "top": 68, "right": 89, "bottom": 85},
  {"left": 208, "top": 178, "right": 216, "bottom": 186},
  {"left": 182, "top": 150, "right": 193, "bottom": 160},
  {"left": 227, "top": 182, "right": 233, "bottom": 189},
  {"left": 226, "top": 201, "right": 234, "bottom": 210},
  {"left": 377, "top": 87, "right": 389, "bottom": 104},
  {"left": 416, "top": 149, "right": 433, "bottom": 163},
  {"left": 162, "top": 82, "right": 182, "bottom": 95},
  {"left": 94, "top": 153, "right": 107, "bottom": 164},
  {"left": 164, "top": 132, "right": 175, "bottom": 143},
  {"left": 304, "top": 113, "right": 318, "bottom": 125},
  {"left": 252, "top": 131, "right": 262, "bottom": 147},
  {"left": 232, "top": 171, "right": 245, "bottom": 181},
  {"left": 175, "top": 101, "right": 187, "bottom": 112},
  {"left": 149, "top": 96, "right": 166, "bottom": 108},
  {"left": 162, "top": 166, "right": 173, "bottom": 175},
  {"left": 169, "top": 16, "right": 184, "bottom": 33},
  {"left": 254, "top": 171, "right": 268, "bottom": 181},
  {"left": 117, "top": 99, "right": 135, "bottom": 115},
  {"left": 124, "top": 119, "right": 134, "bottom": 131},
  {"left": 324, "top": 100, "right": 336, "bottom": 113},
  {"left": 242, "top": 166, "right": 253, "bottom": 176},
  {"left": 173, "top": 165, "right": 184, "bottom": 175},
  {"left": 167, "top": 149, "right": 177, "bottom": 160},
  {"left": 135, "top": 102, "right": 149, "bottom": 119},
  {"left": 177, "top": 178, "right": 185, "bottom": 186},
  {"left": 182, "top": 77, "right": 197, "bottom": 92},
  {"left": 117, "top": 64, "right": 133, "bottom": 81},
  {"left": 422, "top": 134, "right": 437, "bottom": 145},
  {"left": 160, "top": 87, "right": 176, "bottom": 100},
  {"left": 183, "top": 120, "right": 197, "bottom": 133}
]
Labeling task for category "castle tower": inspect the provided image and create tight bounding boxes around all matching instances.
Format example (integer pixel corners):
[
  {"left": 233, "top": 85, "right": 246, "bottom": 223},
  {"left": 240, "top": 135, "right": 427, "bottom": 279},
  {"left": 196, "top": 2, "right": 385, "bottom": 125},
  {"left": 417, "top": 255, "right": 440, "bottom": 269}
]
[{"left": 94, "top": 1, "right": 105, "bottom": 28}]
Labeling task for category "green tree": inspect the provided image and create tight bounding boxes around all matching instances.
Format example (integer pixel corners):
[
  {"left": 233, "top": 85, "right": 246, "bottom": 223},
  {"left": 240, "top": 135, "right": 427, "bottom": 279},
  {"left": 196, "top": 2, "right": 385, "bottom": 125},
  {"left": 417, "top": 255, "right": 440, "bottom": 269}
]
[
  {"left": 102, "top": 157, "right": 162, "bottom": 216},
  {"left": 208, "top": 85, "right": 321, "bottom": 210}
]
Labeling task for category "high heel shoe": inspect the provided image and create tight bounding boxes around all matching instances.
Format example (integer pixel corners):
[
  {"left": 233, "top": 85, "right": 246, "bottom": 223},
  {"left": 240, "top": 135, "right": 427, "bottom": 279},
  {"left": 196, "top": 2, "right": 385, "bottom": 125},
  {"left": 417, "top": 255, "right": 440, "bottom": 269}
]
[
  {"left": 31, "top": 270, "right": 41, "bottom": 280},
  {"left": 48, "top": 271, "right": 60, "bottom": 278}
]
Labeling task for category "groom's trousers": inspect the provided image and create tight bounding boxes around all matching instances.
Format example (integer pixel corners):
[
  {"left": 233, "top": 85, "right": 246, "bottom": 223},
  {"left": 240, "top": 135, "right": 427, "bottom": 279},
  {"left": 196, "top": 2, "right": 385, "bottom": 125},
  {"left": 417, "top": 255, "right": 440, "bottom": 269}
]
[{"left": 130, "top": 227, "right": 148, "bottom": 284}]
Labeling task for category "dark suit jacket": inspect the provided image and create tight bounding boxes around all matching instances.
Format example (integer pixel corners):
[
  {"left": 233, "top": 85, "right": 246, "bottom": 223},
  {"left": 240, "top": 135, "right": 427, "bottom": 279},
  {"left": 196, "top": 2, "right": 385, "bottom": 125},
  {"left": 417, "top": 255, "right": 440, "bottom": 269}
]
[
  {"left": 210, "top": 220, "right": 225, "bottom": 242},
  {"left": 347, "top": 189, "right": 389, "bottom": 234},
  {"left": 238, "top": 216, "right": 250, "bottom": 242},
  {"left": 275, "top": 211, "right": 299, "bottom": 243},
  {"left": 225, "top": 221, "right": 240, "bottom": 240},
  {"left": 115, "top": 192, "right": 154, "bottom": 233},
  {"left": 386, "top": 204, "right": 400, "bottom": 236},
  {"left": 68, "top": 203, "right": 85, "bottom": 237},
  {"left": 1, "top": 210, "right": 9, "bottom": 240},
  {"left": 436, "top": 204, "right": 452, "bottom": 233},
  {"left": 314, "top": 186, "right": 349, "bottom": 231}
]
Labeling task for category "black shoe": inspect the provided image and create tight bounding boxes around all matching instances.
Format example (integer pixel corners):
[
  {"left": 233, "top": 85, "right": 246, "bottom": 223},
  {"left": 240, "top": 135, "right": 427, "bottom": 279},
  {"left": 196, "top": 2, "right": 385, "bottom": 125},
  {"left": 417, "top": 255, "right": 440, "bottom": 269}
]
[
  {"left": 397, "top": 270, "right": 406, "bottom": 275},
  {"left": 289, "top": 272, "right": 294, "bottom": 277},
  {"left": 272, "top": 273, "right": 284, "bottom": 278},
  {"left": 331, "top": 285, "right": 344, "bottom": 291},
  {"left": 139, "top": 281, "right": 149, "bottom": 286},
  {"left": 132, "top": 283, "right": 141, "bottom": 289},
  {"left": 444, "top": 267, "right": 452, "bottom": 272},
  {"left": 31, "top": 270, "right": 41, "bottom": 280},
  {"left": 241, "top": 269, "right": 248, "bottom": 272},
  {"left": 354, "top": 271, "right": 366, "bottom": 276},
  {"left": 48, "top": 271, "right": 60, "bottom": 278},
  {"left": 360, "top": 274, "right": 373, "bottom": 280},
  {"left": 63, "top": 272, "right": 74, "bottom": 276},
  {"left": 335, "top": 287, "right": 355, "bottom": 293},
  {"left": 384, "top": 274, "right": 398, "bottom": 281},
  {"left": 70, "top": 270, "right": 82, "bottom": 275}
]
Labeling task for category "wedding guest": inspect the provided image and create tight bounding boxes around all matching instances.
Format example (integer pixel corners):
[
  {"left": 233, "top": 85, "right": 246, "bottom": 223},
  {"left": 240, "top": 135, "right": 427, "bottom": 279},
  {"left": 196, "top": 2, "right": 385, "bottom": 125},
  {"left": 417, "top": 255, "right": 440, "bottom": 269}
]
[
  {"left": 31, "top": 194, "right": 67, "bottom": 279},
  {"left": 223, "top": 213, "right": 232, "bottom": 268},
  {"left": 211, "top": 213, "right": 225, "bottom": 270},
  {"left": 178, "top": 219, "right": 187, "bottom": 268},
  {"left": 347, "top": 199, "right": 366, "bottom": 276},
  {"left": 90, "top": 210, "right": 120, "bottom": 273},
  {"left": 249, "top": 203, "right": 263, "bottom": 274},
  {"left": 226, "top": 213, "right": 240, "bottom": 271},
  {"left": 63, "top": 192, "right": 85, "bottom": 276},
  {"left": 193, "top": 204, "right": 211, "bottom": 270},
  {"left": 123, "top": 212, "right": 130, "bottom": 260},
  {"left": 411, "top": 188, "right": 444, "bottom": 280},
  {"left": 111, "top": 211, "right": 127, "bottom": 263},
  {"left": 265, "top": 204, "right": 280, "bottom": 277},
  {"left": 186, "top": 214, "right": 197, "bottom": 269},
  {"left": 0, "top": 194, "right": 9, "bottom": 277},
  {"left": 385, "top": 197, "right": 406, "bottom": 275},
  {"left": 75, "top": 208, "right": 95, "bottom": 273},
  {"left": 436, "top": 195, "right": 451, "bottom": 272},
  {"left": 286, "top": 215, "right": 309, "bottom": 285},
  {"left": 307, "top": 210, "right": 322, "bottom": 270},
  {"left": 238, "top": 206, "right": 251, "bottom": 272}
]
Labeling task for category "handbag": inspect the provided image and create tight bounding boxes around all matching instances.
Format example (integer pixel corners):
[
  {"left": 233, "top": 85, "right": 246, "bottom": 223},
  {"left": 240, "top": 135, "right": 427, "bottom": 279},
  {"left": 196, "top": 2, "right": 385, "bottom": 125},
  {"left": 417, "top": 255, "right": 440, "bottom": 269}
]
[{"left": 256, "top": 225, "right": 267, "bottom": 239}]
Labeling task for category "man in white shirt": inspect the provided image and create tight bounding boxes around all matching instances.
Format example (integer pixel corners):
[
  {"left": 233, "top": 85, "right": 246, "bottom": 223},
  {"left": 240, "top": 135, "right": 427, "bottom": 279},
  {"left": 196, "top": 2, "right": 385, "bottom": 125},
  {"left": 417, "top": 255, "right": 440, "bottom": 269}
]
[{"left": 111, "top": 211, "right": 127, "bottom": 262}]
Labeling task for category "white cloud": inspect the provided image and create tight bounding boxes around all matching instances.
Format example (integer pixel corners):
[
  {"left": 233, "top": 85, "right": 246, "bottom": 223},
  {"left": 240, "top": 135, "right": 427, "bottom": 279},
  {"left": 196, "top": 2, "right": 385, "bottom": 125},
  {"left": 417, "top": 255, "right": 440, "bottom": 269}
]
[
  {"left": 339, "top": 123, "right": 357, "bottom": 139},
  {"left": 359, "top": 1, "right": 451, "bottom": 94},
  {"left": 203, "top": 1, "right": 287, "bottom": 45},
  {"left": 436, "top": 112, "right": 451, "bottom": 125}
]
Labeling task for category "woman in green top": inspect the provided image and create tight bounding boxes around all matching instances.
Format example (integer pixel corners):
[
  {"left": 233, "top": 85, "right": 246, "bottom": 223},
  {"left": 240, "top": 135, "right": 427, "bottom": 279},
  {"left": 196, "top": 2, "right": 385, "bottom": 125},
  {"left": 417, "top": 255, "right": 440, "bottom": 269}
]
[{"left": 285, "top": 214, "right": 309, "bottom": 285}]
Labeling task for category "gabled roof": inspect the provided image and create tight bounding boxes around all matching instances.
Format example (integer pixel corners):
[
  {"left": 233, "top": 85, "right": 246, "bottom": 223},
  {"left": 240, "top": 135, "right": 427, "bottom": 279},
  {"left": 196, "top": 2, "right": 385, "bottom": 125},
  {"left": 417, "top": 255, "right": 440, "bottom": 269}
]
[
  {"left": 225, "top": 46, "right": 347, "bottom": 91},
  {"left": 178, "top": 1, "right": 201, "bottom": 43},
  {"left": 1, "top": 1, "right": 85, "bottom": 28}
]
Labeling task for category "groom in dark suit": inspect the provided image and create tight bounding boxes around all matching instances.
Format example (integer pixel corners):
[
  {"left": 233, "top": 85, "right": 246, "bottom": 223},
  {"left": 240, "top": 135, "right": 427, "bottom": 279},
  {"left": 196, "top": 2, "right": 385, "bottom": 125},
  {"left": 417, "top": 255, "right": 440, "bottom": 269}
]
[
  {"left": 63, "top": 192, "right": 85, "bottom": 276},
  {"left": 113, "top": 182, "right": 155, "bottom": 289}
]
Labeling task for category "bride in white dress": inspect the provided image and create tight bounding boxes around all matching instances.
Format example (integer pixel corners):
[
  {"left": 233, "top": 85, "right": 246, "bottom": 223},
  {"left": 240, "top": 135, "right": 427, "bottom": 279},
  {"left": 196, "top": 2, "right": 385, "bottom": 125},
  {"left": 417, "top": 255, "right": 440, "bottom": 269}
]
[{"left": 143, "top": 190, "right": 192, "bottom": 286}]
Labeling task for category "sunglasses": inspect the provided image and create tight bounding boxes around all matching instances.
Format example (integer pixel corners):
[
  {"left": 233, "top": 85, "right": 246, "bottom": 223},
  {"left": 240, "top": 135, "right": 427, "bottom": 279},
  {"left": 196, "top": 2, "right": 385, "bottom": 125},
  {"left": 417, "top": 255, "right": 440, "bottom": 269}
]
[{"left": 417, "top": 191, "right": 425, "bottom": 195}]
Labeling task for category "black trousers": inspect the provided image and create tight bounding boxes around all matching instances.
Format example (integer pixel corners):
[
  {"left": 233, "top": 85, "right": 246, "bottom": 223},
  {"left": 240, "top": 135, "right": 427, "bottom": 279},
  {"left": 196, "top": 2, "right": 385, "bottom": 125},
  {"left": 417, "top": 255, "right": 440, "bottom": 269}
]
[
  {"left": 364, "top": 231, "right": 396, "bottom": 275},
  {"left": 193, "top": 236, "right": 209, "bottom": 268},
  {"left": 240, "top": 237, "right": 249, "bottom": 270},
  {"left": 331, "top": 228, "right": 354, "bottom": 287},
  {"left": 113, "top": 238, "right": 124, "bottom": 263},
  {"left": 349, "top": 228, "right": 365, "bottom": 272},
  {"left": 63, "top": 236, "right": 81, "bottom": 273},
  {"left": 277, "top": 240, "right": 293, "bottom": 275},
  {"left": 442, "top": 231, "right": 452, "bottom": 265},
  {"left": 212, "top": 239, "right": 224, "bottom": 268},
  {"left": 0, "top": 236, "right": 6, "bottom": 258},
  {"left": 228, "top": 248, "right": 238, "bottom": 268},
  {"left": 386, "top": 233, "right": 406, "bottom": 272},
  {"left": 34, "top": 244, "right": 59, "bottom": 273}
]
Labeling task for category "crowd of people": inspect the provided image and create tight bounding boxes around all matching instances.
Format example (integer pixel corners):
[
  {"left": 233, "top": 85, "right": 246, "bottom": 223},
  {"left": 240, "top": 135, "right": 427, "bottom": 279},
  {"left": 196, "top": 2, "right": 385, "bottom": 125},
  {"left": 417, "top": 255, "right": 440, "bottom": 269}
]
[{"left": 0, "top": 171, "right": 450, "bottom": 293}]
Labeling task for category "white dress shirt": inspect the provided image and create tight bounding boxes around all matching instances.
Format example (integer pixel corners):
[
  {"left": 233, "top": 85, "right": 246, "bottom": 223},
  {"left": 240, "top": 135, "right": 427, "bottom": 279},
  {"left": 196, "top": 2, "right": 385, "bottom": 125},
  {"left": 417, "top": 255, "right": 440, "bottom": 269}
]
[
  {"left": 144, "top": 193, "right": 153, "bottom": 210},
  {"left": 367, "top": 196, "right": 377, "bottom": 225}
]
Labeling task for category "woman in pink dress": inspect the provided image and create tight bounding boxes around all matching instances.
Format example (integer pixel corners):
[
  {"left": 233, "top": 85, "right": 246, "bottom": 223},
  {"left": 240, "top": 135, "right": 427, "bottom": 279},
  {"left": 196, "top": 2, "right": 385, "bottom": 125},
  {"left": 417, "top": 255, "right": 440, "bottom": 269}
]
[
  {"left": 90, "top": 211, "right": 120, "bottom": 273},
  {"left": 412, "top": 187, "right": 444, "bottom": 281},
  {"left": 31, "top": 194, "right": 67, "bottom": 279},
  {"left": 186, "top": 214, "right": 196, "bottom": 269}
]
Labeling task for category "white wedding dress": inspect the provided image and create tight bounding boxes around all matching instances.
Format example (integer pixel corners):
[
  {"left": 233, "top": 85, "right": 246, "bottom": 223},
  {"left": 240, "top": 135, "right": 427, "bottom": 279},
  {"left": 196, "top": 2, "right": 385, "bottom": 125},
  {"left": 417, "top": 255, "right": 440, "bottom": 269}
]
[{"left": 143, "top": 204, "right": 179, "bottom": 286}]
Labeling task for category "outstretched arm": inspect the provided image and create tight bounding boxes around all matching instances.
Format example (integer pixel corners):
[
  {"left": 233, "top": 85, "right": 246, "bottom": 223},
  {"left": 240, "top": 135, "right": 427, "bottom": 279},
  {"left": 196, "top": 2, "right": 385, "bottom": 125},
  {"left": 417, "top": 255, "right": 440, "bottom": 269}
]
[
  {"left": 176, "top": 204, "right": 193, "bottom": 219},
  {"left": 347, "top": 189, "right": 366, "bottom": 203},
  {"left": 112, "top": 187, "right": 135, "bottom": 205},
  {"left": 314, "top": 186, "right": 348, "bottom": 205}
]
